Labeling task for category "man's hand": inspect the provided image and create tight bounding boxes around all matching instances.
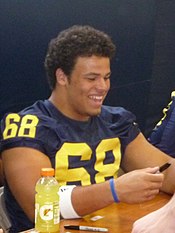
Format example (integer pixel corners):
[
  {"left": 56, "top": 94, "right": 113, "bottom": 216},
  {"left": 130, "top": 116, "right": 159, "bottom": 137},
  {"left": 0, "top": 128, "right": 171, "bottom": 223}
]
[{"left": 115, "top": 167, "right": 164, "bottom": 203}]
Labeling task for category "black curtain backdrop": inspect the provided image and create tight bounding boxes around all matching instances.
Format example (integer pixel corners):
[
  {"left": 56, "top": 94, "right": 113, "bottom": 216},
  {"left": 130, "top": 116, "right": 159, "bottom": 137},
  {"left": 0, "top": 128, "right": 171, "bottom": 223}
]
[
  {"left": 0, "top": 0, "right": 163, "bottom": 133},
  {"left": 145, "top": 0, "right": 175, "bottom": 136}
]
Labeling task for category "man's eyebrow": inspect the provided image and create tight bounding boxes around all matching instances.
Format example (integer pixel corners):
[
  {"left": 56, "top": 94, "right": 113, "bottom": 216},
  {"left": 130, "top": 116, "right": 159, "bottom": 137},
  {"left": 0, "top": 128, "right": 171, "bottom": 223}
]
[
  {"left": 83, "top": 72, "right": 99, "bottom": 76},
  {"left": 84, "top": 72, "right": 111, "bottom": 77},
  {"left": 105, "top": 72, "right": 112, "bottom": 76}
]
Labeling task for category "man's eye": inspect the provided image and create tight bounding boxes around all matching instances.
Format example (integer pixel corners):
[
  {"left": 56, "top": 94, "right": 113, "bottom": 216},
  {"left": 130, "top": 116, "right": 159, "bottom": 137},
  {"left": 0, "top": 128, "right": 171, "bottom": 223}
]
[
  {"left": 104, "top": 76, "right": 110, "bottom": 80},
  {"left": 87, "top": 77, "right": 96, "bottom": 81}
]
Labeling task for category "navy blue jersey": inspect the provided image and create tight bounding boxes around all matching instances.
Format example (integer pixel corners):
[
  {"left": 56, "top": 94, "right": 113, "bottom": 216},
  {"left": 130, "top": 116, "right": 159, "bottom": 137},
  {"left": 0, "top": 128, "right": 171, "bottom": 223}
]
[
  {"left": 0, "top": 100, "right": 140, "bottom": 232},
  {"left": 149, "top": 91, "right": 175, "bottom": 157}
]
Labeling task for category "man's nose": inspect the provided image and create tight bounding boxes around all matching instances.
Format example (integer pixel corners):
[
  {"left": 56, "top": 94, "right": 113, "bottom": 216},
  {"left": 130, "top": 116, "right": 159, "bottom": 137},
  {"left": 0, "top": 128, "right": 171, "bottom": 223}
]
[{"left": 96, "top": 78, "right": 109, "bottom": 91}]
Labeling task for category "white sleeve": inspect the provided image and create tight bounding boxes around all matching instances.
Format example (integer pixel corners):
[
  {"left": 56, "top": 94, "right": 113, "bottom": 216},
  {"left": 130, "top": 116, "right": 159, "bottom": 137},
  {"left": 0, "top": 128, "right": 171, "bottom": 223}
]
[{"left": 58, "top": 185, "right": 81, "bottom": 219}]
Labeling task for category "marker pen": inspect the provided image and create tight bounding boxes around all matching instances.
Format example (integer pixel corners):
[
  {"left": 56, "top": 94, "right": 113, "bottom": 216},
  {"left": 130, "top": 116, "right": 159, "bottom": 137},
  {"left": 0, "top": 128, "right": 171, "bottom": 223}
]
[
  {"left": 159, "top": 162, "right": 171, "bottom": 172},
  {"left": 64, "top": 225, "right": 108, "bottom": 232}
]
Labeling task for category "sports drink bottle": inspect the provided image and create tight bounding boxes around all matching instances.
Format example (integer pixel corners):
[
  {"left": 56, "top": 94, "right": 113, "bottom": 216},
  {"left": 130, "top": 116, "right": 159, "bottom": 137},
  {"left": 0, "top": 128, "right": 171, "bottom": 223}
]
[{"left": 35, "top": 168, "right": 60, "bottom": 232}]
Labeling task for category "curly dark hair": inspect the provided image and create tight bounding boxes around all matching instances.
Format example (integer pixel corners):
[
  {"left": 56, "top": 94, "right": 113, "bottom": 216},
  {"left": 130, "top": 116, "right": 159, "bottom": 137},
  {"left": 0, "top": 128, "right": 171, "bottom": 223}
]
[{"left": 44, "top": 25, "right": 116, "bottom": 90}]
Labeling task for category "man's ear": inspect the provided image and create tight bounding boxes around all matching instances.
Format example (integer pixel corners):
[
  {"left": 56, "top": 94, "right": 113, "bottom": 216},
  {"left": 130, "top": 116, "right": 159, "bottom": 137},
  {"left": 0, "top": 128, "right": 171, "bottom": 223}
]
[{"left": 55, "top": 68, "right": 68, "bottom": 85}]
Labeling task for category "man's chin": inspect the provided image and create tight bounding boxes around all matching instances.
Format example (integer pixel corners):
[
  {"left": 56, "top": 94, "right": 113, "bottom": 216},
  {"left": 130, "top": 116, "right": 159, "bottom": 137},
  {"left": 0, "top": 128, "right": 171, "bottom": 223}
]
[{"left": 90, "top": 108, "right": 101, "bottom": 116}]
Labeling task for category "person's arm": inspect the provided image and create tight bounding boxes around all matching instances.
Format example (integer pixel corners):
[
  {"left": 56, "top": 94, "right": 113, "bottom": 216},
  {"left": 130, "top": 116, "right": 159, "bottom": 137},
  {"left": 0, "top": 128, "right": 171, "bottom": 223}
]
[
  {"left": 2, "top": 133, "right": 169, "bottom": 220},
  {"left": 2, "top": 147, "right": 52, "bottom": 222},
  {"left": 71, "top": 166, "right": 164, "bottom": 216},
  {"left": 0, "top": 159, "right": 4, "bottom": 186},
  {"left": 131, "top": 193, "right": 175, "bottom": 233},
  {"left": 70, "top": 132, "right": 168, "bottom": 216},
  {"left": 121, "top": 132, "right": 175, "bottom": 194}
]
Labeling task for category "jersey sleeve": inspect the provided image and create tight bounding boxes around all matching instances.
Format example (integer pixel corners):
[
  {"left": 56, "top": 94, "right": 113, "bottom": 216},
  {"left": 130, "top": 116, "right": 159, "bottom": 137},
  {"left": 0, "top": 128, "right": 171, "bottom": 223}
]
[
  {"left": 0, "top": 112, "right": 60, "bottom": 158},
  {"left": 148, "top": 91, "right": 175, "bottom": 157},
  {"left": 101, "top": 106, "right": 140, "bottom": 148}
]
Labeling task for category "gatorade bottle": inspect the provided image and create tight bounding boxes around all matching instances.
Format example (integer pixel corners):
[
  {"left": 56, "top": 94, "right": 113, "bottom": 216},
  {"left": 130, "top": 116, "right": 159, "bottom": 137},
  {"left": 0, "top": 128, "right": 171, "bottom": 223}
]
[{"left": 35, "top": 168, "right": 60, "bottom": 233}]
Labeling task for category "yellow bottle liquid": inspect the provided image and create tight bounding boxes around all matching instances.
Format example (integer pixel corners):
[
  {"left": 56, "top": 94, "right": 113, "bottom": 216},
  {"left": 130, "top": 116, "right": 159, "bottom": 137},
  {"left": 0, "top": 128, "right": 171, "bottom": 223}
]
[{"left": 35, "top": 168, "right": 60, "bottom": 233}]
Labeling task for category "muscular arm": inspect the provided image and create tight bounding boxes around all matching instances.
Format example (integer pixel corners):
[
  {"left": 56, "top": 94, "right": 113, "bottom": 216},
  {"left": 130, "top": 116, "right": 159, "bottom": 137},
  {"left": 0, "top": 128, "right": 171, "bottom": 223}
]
[
  {"left": 71, "top": 134, "right": 169, "bottom": 216},
  {"left": 2, "top": 147, "right": 116, "bottom": 221},
  {"left": 121, "top": 132, "right": 175, "bottom": 194},
  {"left": 0, "top": 159, "right": 4, "bottom": 186},
  {"left": 2, "top": 147, "right": 52, "bottom": 222},
  {"left": 1, "top": 145, "right": 164, "bottom": 220},
  {"left": 2, "top": 133, "right": 174, "bottom": 220}
]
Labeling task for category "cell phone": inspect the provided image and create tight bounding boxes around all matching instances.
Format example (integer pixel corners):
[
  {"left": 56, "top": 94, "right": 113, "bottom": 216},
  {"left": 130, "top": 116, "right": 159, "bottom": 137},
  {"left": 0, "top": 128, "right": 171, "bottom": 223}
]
[{"left": 159, "top": 162, "right": 171, "bottom": 172}]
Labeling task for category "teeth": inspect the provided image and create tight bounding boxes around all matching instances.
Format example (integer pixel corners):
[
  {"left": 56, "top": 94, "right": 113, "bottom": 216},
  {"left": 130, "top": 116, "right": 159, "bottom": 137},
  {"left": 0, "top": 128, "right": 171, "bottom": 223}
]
[{"left": 90, "top": 96, "right": 103, "bottom": 100}]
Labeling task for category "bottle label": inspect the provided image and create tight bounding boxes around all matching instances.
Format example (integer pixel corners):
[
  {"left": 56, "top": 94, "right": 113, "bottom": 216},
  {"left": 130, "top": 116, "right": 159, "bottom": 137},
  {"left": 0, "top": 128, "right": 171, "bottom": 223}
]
[
  {"left": 35, "top": 201, "right": 60, "bottom": 224},
  {"left": 40, "top": 204, "right": 53, "bottom": 220},
  {"left": 53, "top": 202, "right": 60, "bottom": 224}
]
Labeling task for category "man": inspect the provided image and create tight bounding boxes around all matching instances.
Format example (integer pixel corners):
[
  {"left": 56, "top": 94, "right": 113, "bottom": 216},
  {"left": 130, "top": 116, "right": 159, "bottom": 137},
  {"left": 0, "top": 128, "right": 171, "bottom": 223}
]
[{"left": 0, "top": 25, "right": 175, "bottom": 232}]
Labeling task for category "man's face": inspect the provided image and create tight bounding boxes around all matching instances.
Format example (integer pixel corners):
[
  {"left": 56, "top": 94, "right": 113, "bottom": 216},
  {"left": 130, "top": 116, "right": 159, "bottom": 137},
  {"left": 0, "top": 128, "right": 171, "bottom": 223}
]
[{"left": 63, "top": 55, "right": 111, "bottom": 121}]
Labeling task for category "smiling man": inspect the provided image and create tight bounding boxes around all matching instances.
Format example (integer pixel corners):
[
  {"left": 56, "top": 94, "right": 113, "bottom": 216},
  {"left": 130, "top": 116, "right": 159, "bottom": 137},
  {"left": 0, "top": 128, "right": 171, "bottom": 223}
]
[
  {"left": 1, "top": 25, "right": 175, "bottom": 233},
  {"left": 51, "top": 55, "right": 111, "bottom": 120}
]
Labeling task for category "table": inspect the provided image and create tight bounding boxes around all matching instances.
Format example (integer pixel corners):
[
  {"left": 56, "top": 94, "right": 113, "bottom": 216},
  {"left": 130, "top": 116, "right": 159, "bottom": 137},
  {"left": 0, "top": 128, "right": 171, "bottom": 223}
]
[
  {"left": 23, "top": 192, "right": 171, "bottom": 233},
  {"left": 61, "top": 192, "right": 170, "bottom": 233}
]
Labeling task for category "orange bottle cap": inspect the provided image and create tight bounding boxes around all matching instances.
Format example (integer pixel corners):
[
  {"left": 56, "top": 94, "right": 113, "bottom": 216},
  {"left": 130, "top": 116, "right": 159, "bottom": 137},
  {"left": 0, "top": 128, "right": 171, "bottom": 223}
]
[{"left": 41, "top": 168, "right": 55, "bottom": 177}]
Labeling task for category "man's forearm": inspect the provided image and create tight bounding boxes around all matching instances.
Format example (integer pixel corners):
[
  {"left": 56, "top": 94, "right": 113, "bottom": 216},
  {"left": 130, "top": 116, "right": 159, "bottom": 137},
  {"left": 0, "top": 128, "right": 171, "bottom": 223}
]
[{"left": 71, "top": 181, "right": 114, "bottom": 217}]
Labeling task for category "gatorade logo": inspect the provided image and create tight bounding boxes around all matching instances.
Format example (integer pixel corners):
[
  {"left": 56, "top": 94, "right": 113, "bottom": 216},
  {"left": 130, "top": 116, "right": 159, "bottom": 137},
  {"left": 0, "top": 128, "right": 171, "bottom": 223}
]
[{"left": 40, "top": 205, "right": 53, "bottom": 220}]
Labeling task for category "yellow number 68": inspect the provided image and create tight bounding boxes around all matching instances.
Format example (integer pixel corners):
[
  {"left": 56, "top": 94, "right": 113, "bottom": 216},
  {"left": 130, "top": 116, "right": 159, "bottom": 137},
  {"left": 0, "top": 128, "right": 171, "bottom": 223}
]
[{"left": 3, "top": 113, "right": 39, "bottom": 139}]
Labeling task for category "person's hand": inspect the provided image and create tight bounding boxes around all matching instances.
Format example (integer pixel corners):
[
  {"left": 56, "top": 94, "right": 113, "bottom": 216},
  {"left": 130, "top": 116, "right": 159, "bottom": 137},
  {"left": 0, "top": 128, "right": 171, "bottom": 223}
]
[
  {"left": 115, "top": 167, "right": 164, "bottom": 203},
  {"left": 131, "top": 193, "right": 175, "bottom": 233}
]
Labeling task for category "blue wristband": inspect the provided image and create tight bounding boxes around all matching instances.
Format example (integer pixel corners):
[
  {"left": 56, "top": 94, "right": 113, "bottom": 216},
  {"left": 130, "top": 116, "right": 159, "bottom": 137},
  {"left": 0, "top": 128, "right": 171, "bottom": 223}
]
[{"left": 109, "top": 178, "right": 120, "bottom": 203}]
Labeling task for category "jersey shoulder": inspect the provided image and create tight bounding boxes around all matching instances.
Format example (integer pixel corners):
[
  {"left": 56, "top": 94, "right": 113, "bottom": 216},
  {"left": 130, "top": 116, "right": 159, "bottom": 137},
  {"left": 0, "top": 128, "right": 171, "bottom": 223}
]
[
  {"left": 0, "top": 100, "right": 62, "bottom": 154},
  {"left": 101, "top": 105, "right": 137, "bottom": 125},
  {"left": 100, "top": 105, "right": 140, "bottom": 144}
]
